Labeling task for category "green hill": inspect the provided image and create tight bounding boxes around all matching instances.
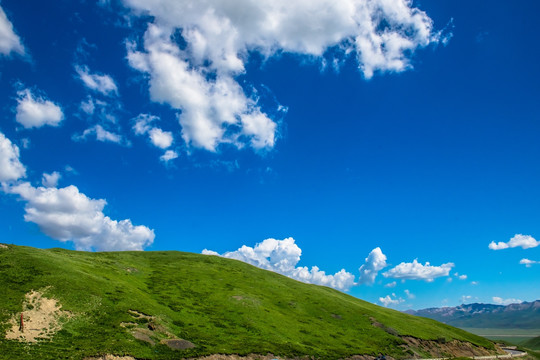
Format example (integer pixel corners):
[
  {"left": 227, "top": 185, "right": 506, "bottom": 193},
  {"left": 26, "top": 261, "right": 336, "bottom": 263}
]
[
  {"left": 523, "top": 336, "right": 540, "bottom": 350},
  {"left": 0, "top": 244, "right": 497, "bottom": 360}
]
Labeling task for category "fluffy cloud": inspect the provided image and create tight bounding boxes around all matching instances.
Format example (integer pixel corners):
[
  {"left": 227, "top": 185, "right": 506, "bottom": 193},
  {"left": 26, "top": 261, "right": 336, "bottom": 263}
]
[
  {"left": 123, "top": 0, "right": 439, "bottom": 151},
  {"left": 489, "top": 234, "right": 539, "bottom": 250},
  {"left": 133, "top": 114, "right": 173, "bottom": 149},
  {"left": 384, "top": 281, "right": 397, "bottom": 288},
  {"left": 203, "top": 237, "right": 356, "bottom": 291},
  {"left": 4, "top": 181, "right": 154, "bottom": 251},
  {"left": 76, "top": 65, "right": 118, "bottom": 96},
  {"left": 379, "top": 294, "right": 404, "bottom": 307},
  {"left": 383, "top": 259, "right": 454, "bottom": 282},
  {"left": 404, "top": 289, "right": 415, "bottom": 299},
  {"left": 492, "top": 297, "right": 522, "bottom": 306},
  {"left": 123, "top": 0, "right": 439, "bottom": 77},
  {"left": 519, "top": 258, "right": 539, "bottom": 268},
  {"left": 16, "top": 89, "right": 64, "bottom": 129},
  {"left": 358, "top": 247, "right": 387, "bottom": 284},
  {"left": 0, "top": 132, "right": 26, "bottom": 182},
  {"left": 0, "top": 6, "right": 24, "bottom": 55},
  {"left": 127, "top": 26, "right": 276, "bottom": 151},
  {"left": 41, "top": 171, "right": 61, "bottom": 188}
]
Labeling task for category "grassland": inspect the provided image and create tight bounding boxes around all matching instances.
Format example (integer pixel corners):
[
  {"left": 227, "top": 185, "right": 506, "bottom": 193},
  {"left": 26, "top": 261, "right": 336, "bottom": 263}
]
[
  {"left": 0, "top": 244, "right": 495, "bottom": 360},
  {"left": 461, "top": 328, "right": 540, "bottom": 346}
]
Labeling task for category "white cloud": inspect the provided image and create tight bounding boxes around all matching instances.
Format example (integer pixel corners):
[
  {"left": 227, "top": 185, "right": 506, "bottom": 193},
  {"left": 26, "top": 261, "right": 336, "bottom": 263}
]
[
  {"left": 203, "top": 237, "right": 356, "bottom": 291},
  {"left": 149, "top": 128, "right": 173, "bottom": 149},
  {"left": 122, "top": 0, "right": 439, "bottom": 78},
  {"left": 160, "top": 150, "right": 178, "bottom": 163},
  {"left": 123, "top": 0, "right": 439, "bottom": 152},
  {"left": 461, "top": 295, "right": 472, "bottom": 304},
  {"left": 471, "top": 281, "right": 479, "bottom": 285},
  {"left": 404, "top": 289, "right": 415, "bottom": 299},
  {"left": 383, "top": 259, "right": 454, "bottom": 282},
  {"left": 15, "top": 89, "right": 64, "bottom": 129},
  {"left": 0, "top": 132, "right": 26, "bottom": 182},
  {"left": 489, "top": 234, "right": 539, "bottom": 250},
  {"left": 384, "top": 281, "right": 396, "bottom": 288},
  {"left": 379, "top": 294, "right": 404, "bottom": 307},
  {"left": 75, "top": 125, "right": 124, "bottom": 144},
  {"left": 132, "top": 113, "right": 174, "bottom": 150},
  {"left": 127, "top": 26, "right": 276, "bottom": 151},
  {"left": 3, "top": 182, "right": 154, "bottom": 251},
  {"left": 519, "top": 258, "right": 539, "bottom": 268},
  {"left": 76, "top": 65, "right": 118, "bottom": 96},
  {"left": 358, "top": 247, "right": 387, "bottom": 284},
  {"left": 0, "top": 6, "right": 24, "bottom": 55},
  {"left": 42, "top": 171, "right": 61, "bottom": 188},
  {"left": 492, "top": 297, "right": 522, "bottom": 306},
  {"left": 458, "top": 274, "right": 467, "bottom": 280}
]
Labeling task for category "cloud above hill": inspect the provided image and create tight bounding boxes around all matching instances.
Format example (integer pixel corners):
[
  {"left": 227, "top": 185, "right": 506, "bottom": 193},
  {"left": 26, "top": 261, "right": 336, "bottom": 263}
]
[
  {"left": 0, "top": 131, "right": 154, "bottom": 251},
  {"left": 203, "top": 237, "right": 356, "bottom": 291},
  {"left": 383, "top": 259, "right": 454, "bottom": 282}
]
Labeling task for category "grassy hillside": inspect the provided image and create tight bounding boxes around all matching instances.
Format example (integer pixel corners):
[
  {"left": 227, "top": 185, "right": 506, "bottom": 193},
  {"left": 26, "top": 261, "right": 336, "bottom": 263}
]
[
  {"left": 0, "top": 245, "right": 494, "bottom": 360},
  {"left": 522, "top": 336, "right": 540, "bottom": 351}
]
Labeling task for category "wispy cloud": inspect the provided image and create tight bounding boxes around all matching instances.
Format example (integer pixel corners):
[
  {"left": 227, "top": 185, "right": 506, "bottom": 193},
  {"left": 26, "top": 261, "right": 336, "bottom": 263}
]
[
  {"left": 0, "top": 6, "right": 24, "bottom": 55},
  {"left": 492, "top": 297, "right": 522, "bottom": 305},
  {"left": 76, "top": 65, "right": 118, "bottom": 96},
  {"left": 519, "top": 258, "right": 539, "bottom": 268}
]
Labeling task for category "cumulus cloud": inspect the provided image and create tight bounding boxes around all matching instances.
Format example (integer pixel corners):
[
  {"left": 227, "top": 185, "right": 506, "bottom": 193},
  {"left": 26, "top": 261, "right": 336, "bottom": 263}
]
[
  {"left": 0, "top": 6, "right": 24, "bottom": 55},
  {"left": 379, "top": 293, "right": 404, "bottom": 307},
  {"left": 489, "top": 234, "right": 539, "bottom": 250},
  {"left": 383, "top": 259, "right": 454, "bottom": 282},
  {"left": 520, "top": 258, "right": 539, "bottom": 268},
  {"left": 358, "top": 247, "right": 387, "bottom": 284},
  {"left": 15, "top": 89, "right": 64, "bottom": 129},
  {"left": 203, "top": 237, "right": 356, "bottom": 291},
  {"left": 42, "top": 171, "right": 61, "bottom": 188},
  {"left": 384, "top": 281, "right": 397, "bottom": 288},
  {"left": 148, "top": 128, "right": 173, "bottom": 149},
  {"left": 492, "top": 297, "right": 522, "bottom": 306},
  {"left": 3, "top": 182, "right": 154, "bottom": 251},
  {"left": 132, "top": 114, "right": 174, "bottom": 150},
  {"left": 76, "top": 65, "right": 118, "bottom": 96},
  {"left": 0, "top": 132, "right": 26, "bottom": 182},
  {"left": 123, "top": 0, "right": 440, "bottom": 152},
  {"left": 127, "top": 26, "right": 277, "bottom": 151}
]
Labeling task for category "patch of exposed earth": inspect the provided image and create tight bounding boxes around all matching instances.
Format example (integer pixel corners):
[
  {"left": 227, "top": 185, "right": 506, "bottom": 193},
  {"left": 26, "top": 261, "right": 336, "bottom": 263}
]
[
  {"left": 400, "top": 336, "right": 505, "bottom": 358},
  {"left": 4, "top": 289, "right": 71, "bottom": 342}
]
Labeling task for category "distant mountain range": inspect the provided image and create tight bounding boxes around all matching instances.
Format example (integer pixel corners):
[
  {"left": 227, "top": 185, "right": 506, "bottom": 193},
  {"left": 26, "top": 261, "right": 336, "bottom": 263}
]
[{"left": 406, "top": 301, "right": 540, "bottom": 329}]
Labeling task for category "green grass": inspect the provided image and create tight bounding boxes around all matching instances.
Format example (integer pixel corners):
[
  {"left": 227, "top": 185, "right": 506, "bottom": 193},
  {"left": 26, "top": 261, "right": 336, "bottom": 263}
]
[
  {"left": 522, "top": 336, "right": 540, "bottom": 351},
  {"left": 0, "top": 245, "right": 494, "bottom": 360}
]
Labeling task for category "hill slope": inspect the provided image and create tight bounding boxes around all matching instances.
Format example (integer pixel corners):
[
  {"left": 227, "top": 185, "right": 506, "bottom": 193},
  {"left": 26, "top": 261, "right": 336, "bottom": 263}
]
[
  {"left": 522, "top": 336, "right": 540, "bottom": 351},
  {"left": 0, "top": 244, "right": 496, "bottom": 360},
  {"left": 406, "top": 302, "right": 540, "bottom": 329}
]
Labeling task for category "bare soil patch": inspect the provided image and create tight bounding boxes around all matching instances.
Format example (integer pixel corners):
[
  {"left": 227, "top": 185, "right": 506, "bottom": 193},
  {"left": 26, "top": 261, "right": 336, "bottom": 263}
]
[
  {"left": 5, "top": 289, "right": 71, "bottom": 342},
  {"left": 401, "top": 336, "right": 505, "bottom": 358},
  {"left": 161, "top": 338, "right": 196, "bottom": 350},
  {"left": 0, "top": 243, "right": 8, "bottom": 249},
  {"left": 83, "top": 355, "right": 136, "bottom": 360}
]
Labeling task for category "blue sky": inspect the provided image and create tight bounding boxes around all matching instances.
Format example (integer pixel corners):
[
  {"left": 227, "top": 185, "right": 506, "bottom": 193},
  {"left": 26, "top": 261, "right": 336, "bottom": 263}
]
[{"left": 0, "top": 0, "right": 539, "bottom": 310}]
